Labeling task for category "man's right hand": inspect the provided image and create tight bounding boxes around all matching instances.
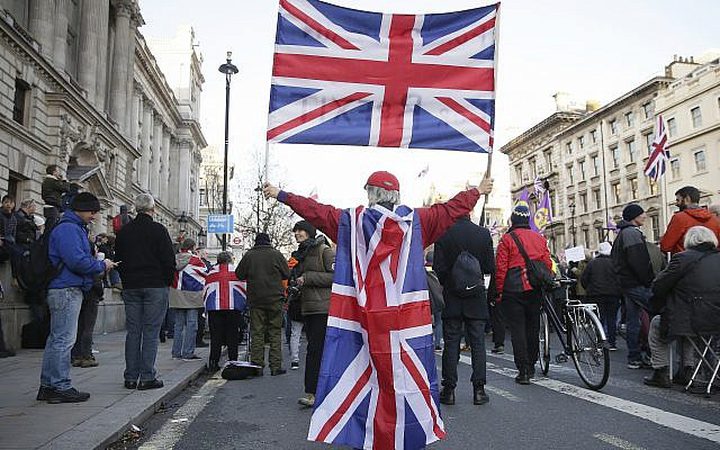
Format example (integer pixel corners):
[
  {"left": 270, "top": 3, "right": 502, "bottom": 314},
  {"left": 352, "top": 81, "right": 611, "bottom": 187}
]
[
  {"left": 103, "top": 259, "right": 118, "bottom": 271},
  {"left": 477, "top": 178, "right": 494, "bottom": 195},
  {"left": 263, "top": 182, "right": 280, "bottom": 200}
]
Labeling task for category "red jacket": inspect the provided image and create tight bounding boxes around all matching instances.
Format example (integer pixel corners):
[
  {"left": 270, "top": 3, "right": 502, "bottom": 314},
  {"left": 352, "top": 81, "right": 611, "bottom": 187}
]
[
  {"left": 660, "top": 208, "right": 720, "bottom": 254},
  {"left": 495, "top": 227, "right": 553, "bottom": 299}
]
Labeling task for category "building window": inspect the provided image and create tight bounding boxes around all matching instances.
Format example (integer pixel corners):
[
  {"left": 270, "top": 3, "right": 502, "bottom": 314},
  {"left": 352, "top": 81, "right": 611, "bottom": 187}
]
[
  {"left": 612, "top": 182, "right": 622, "bottom": 204},
  {"left": 65, "top": 0, "right": 81, "bottom": 78},
  {"left": 626, "top": 139, "right": 637, "bottom": 163},
  {"left": 630, "top": 178, "right": 639, "bottom": 200},
  {"left": 592, "top": 154, "right": 600, "bottom": 176},
  {"left": 590, "top": 129, "right": 597, "bottom": 143},
  {"left": 609, "top": 119, "right": 618, "bottom": 135},
  {"left": 529, "top": 158, "right": 537, "bottom": 179},
  {"left": 13, "top": 79, "right": 31, "bottom": 125},
  {"left": 596, "top": 226, "right": 605, "bottom": 244},
  {"left": 625, "top": 111, "right": 634, "bottom": 127},
  {"left": 670, "top": 157, "right": 680, "bottom": 179},
  {"left": 579, "top": 160, "right": 586, "bottom": 181},
  {"left": 593, "top": 188, "right": 601, "bottom": 209},
  {"left": 649, "top": 179, "right": 658, "bottom": 196},
  {"left": 515, "top": 165, "right": 523, "bottom": 185},
  {"left": 580, "top": 193, "right": 587, "bottom": 212},
  {"left": 578, "top": 136, "right": 585, "bottom": 149},
  {"left": 690, "top": 106, "right": 702, "bottom": 128},
  {"left": 694, "top": 149, "right": 706, "bottom": 172},
  {"left": 583, "top": 229, "right": 590, "bottom": 247},
  {"left": 667, "top": 117, "right": 677, "bottom": 137},
  {"left": 642, "top": 101, "right": 653, "bottom": 119},
  {"left": 651, "top": 215, "right": 660, "bottom": 242},
  {"left": 644, "top": 132, "right": 653, "bottom": 155},
  {"left": 566, "top": 142, "right": 573, "bottom": 155},
  {"left": 610, "top": 145, "right": 620, "bottom": 168},
  {"left": 567, "top": 164, "right": 575, "bottom": 185},
  {"left": 199, "top": 188, "right": 207, "bottom": 206},
  {"left": 544, "top": 150, "right": 553, "bottom": 172}
]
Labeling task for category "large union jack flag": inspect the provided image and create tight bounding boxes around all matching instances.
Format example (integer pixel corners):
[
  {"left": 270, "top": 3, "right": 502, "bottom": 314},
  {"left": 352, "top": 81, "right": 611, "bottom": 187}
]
[
  {"left": 308, "top": 205, "right": 444, "bottom": 450},
  {"left": 171, "top": 254, "right": 206, "bottom": 292},
  {"left": 268, "top": 0, "right": 498, "bottom": 152},
  {"left": 644, "top": 114, "right": 670, "bottom": 181},
  {"left": 204, "top": 264, "right": 247, "bottom": 311}
]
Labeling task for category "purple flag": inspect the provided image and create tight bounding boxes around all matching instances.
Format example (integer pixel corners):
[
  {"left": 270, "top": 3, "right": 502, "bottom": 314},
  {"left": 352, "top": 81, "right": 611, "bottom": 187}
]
[{"left": 533, "top": 190, "right": 553, "bottom": 232}]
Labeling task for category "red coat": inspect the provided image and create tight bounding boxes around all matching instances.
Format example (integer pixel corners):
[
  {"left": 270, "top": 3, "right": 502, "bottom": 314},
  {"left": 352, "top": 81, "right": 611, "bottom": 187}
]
[
  {"left": 495, "top": 227, "right": 553, "bottom": 300},
  {"left": 660, "top": 208, "right": 720, "bottom": 255}
]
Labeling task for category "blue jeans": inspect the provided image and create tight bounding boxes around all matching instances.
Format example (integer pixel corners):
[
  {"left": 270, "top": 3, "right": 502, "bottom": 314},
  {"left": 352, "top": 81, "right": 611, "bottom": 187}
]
[
  {"left": 123, "top": 288, "right": 168, "bottom": 382},
  {"left": 171, "top": 309, "right": 198, "bottom": 358},
  {"left": 623, "top": 286, "right": 652, "bottom": 362},
  {"left": 41, "top": 288, "right": 83, "bottom": 390}
]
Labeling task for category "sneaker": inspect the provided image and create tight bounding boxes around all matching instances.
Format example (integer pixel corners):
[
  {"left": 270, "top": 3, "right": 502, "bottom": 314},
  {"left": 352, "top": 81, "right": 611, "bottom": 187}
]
[
  {"left": 491, "top": 345, "right": 504, "bottom": 354},
  {"left": 36, "top": 386, "right": 54, "bottom": 401},
  {"left": 46, "top": 387, "right": 90, "bottom": 404},
  {"left": 183, "top": 355, "right": 203, "bottom": 361},
  {"left": 298, "top": 393, "right": 315, "bottom": 407},
  {"left": 124, "top": 381, "right": 137, "bottom": 389},
  {"left": 80, "top": 357, "right": 99, "bottom": 368},
  {"left": 71, "top": 358, "right": 83, "bottom": 367},
  {"left": 137, "top": 379, "right": 164, "bottom": 390},
  {"left": 627, "top": 360, "right": 642, "bottom": 369},
  {"left": 291, "top": 361, "right": 299, "bottom": 370}
]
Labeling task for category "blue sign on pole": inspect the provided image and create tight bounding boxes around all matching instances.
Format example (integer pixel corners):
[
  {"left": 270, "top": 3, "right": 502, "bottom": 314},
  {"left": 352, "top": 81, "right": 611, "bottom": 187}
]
[{"left": 207, "top": 214, "right": 234, "bottom": 234}]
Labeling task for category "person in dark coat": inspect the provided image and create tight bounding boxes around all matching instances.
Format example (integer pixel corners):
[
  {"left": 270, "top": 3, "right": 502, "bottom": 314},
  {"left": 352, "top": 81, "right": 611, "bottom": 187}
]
[
  {"left": 644, "top": 226, "right": 720, "bottom": 388},
  {"left": 115, "top": 194, "right": 176, "bottom": 391},
  {"left": 235, "top": 232, "right": 290, "bottom": 376},
  {"left": 581, "top": 242, "right": 622, "bottom": 350},
  {"left": 433, "top": 215, "right": 495, "bottom": 405},
  {"left": 495, "top": 204, "right": 553, "bottom": 385},
  {"left": 611, "top": 203, "right": 655, "bottom": 369},
  {"left": 41, "top": 165, "right": 73, "bottom": 228}
]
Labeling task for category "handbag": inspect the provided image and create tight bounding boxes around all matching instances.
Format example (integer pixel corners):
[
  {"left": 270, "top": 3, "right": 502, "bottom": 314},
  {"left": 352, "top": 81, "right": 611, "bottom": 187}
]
[{"left": 509, "top": 232, "right": 555, "bottom": 292}]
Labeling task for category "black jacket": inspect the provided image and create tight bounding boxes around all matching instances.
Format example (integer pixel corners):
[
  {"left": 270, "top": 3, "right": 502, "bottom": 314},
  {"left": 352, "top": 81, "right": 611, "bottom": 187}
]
[
  {"left": 580, "top": 255, "right": 621, "bottom": 299},
  {"left": 115, "top": 213, "right": 176, "bottom": 289},
  {"left": 41, "top": 175, "right": 72, "bottom": 208},
  {"left": 14, "top": 209, "right": 38, "bottom": 247},
  {"left": 611, "top": 220, "right": 654, "bottom": 289},
  {"left": 236, "top": 244, "right": 290, "bottom": 309},
  {"left": 651, "top": 245, "right": 720, "bottom": 337},
  {"left": 433, "top": 218, "right": 495, "bottom": 320}
]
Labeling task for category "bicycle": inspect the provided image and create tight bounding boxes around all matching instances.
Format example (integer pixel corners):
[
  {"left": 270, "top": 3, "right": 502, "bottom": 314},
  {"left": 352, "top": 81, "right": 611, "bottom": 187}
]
[{"left": 538, "top": 278, "right": 610, "bottom": 390}]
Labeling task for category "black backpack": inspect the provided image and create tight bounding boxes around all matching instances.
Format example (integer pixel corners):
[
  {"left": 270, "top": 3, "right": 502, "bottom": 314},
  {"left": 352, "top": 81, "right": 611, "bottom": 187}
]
[
  {"left": 15, "top": 221, "right": 64, "bottom": 293},
  {"left": 450, "top": 250, "right": 484, "bottom": 298}
]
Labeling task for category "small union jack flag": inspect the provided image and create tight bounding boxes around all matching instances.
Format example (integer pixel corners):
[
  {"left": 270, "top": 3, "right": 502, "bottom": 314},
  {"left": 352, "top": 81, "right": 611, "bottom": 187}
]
[
  {"left": 308, "top": 205, "right": 444, "bottom": 450},
  {"left": 172, "top": 253, "right": 206, "bottom": 292},
  {"left": 204, "top": 264, "right": 247, "bottom": 311},
  {"left": 644, "top": 114, "right": 670, "bottom": 181},
  {"left": 268, "top": 0, "right": 498, "bottom": 152}
]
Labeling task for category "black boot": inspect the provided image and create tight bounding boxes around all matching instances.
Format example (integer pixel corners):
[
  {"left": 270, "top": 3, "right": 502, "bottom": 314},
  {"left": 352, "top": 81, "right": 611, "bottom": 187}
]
[
  {"left": 643, "top": 367, "right": 671, "bottom": 388},
  {"left": 439, "top": 387, "right": 455, "bottom": 405},
  {"left": 673, "top": 366, "right": 694, "bottom": 385},
  {"left": 473, "top": 385, "right": 489, "bottom": 405},
  {"left": 515, "top": 366, "right": 530, "bottom": 385}
]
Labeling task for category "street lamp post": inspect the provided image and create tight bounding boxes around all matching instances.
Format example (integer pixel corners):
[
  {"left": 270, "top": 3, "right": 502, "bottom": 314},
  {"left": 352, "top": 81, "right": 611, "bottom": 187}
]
[
  {"left": 568, "top": 202, "right": 577, "bottom": 247},
  {"left": 218, "top": 51, "right": 239, "bottom": 251}
]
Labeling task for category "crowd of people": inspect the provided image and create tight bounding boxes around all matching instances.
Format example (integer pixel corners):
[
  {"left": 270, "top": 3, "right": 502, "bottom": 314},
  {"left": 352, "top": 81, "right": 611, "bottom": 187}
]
[{"left": 2, "top": 163, "right": 720, "bottom": 409}]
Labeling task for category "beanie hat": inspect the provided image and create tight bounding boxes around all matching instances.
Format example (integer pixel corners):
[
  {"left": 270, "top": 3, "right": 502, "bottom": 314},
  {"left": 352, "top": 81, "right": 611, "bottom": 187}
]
[
  {"left": 254, "top": 232, "right": 271, "bottom": 246},
  {"left": 71, "top": 192, "right": 101, "bottom": 212},
  {"left": 597, "top": 241, "right": 612, "bottom": 256},
  {"left": 365, "top": 171, "right": 400, "bottom": 191},
  {"left": 622, "top": 203, "right": 644, "bottom": 222},
  {"left": 510, "top": 204, "right": 531, "bottom": 226},
  {"left": 292, "top": 220, "right": 317, "bottom": 238}
]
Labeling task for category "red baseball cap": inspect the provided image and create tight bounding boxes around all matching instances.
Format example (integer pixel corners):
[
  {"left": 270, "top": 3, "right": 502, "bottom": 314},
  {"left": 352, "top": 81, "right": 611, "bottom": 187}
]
[{"left": 365, "top": 171, "right": 400, "bottom": 191}]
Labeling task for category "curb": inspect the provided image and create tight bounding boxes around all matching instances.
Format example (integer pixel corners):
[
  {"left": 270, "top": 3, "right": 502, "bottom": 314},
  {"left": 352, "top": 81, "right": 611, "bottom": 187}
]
[{"left": 39, "top": 354, "right": 208, "bottom": 450}]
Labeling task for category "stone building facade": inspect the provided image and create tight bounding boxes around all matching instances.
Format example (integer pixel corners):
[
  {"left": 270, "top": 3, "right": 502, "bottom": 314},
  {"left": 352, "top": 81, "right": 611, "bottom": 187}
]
[{"left": 0, "top": 0, "right": 205, "bottom": 347}]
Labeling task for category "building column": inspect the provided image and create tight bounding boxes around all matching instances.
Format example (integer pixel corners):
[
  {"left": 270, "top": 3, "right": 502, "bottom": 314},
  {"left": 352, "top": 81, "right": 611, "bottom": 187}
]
[
  {"left": 161, "top": 126, "right": 171, "bottom": 202},
  {"left": 128, "top": 82, "right": 141, "bottom": 148},
  {"left": 178, "top": 139, "right": 192, "bottom": 213},
  {"left": 29, "top": 0, "right": 55, "bottom": 59},
  {"left": 77, "top": 0, "right": 103, "bottom": 100},
  {"left": 124, "top": 8, "right": 141, "bottom": 135},
  {"left": 109, "top": 0, "right": 133, "bottom": 129},
  {"left": 151, "top": 114, "right": 163, "bottom": 196},
  {"left": 94, "top": 0, "right": 110, "bottom": 110},
  {"left": 52, "top": 0, "right": 69, "bottom": 71},
  {"left": 168, "top": 136, "right": 179, "bottom": 210},
  {"left": 140, "top": 98, "right": 153, "bottom": 190}
]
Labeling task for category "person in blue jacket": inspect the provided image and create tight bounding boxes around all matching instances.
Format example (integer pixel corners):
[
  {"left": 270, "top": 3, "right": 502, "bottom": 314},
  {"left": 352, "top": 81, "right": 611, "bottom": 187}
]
[{"left": 37, "top": 192, "right": 116, "bottom": 404}]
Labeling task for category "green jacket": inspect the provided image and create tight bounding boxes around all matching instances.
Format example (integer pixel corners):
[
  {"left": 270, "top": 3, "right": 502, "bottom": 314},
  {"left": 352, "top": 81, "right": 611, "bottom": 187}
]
[
  {"left": 236, "top": 244, "right": 290, "bottom": 309},
  {"left": 296, "top": 239, "right": 335, "bottom": 315}
]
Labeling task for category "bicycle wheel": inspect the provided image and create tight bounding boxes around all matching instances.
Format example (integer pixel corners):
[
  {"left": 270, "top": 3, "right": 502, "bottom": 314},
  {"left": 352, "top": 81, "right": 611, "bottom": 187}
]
[
  {"left": 569, "top": 306, "right": 609, "bottom": 390},
  {"left": 538, "top": 310, "right": 550, "bottom": 376}
]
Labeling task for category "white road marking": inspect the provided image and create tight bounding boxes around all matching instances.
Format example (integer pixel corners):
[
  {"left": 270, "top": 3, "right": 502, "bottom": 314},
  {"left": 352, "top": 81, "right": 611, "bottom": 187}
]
[
  {"left": 457, "top": 356, "right": 720, "bottom": 444},
  {"left": 483, "top": 385, "right": 523, "bottom": 402},
  {"left": 592, "top": 433, "right": 646, "bottom": 450},
  {"left": 138, "top": 377, "right": 227, "bottom": 450}
]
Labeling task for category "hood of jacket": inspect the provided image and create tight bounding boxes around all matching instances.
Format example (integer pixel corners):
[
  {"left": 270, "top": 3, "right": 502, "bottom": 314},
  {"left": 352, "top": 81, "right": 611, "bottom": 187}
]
[{"left": 682, "top": 207, "right": 714, "bottom": 223}]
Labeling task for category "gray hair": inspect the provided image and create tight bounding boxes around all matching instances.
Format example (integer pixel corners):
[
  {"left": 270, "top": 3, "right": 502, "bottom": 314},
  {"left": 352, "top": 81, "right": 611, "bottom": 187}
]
[
  {"left": 710, "top": 204, "right": 720, "bottom": 217},
  {"left": 684, "top": 226, "right": 719, "bottom": 249},
  {"left": 180, "top": 238, "right": 196, "bottom": 251},
  {"left": 366, "top": 186, "right": 401, "bottom": 207},
  {"left": 134, "top": 193, "right": 155, "bottom": 214},
  {"left": 19, "top": 198, "right": 35, "bottom": 209},
  {"left": 217, "top": 251, "right": 233, "bottom": 265}
]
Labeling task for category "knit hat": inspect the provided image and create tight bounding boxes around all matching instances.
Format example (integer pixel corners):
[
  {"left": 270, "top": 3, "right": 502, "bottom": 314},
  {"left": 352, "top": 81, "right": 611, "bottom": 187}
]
[
  {"left": 597, "top": 241, "right": 612, "bottom": 256},
  {"left": 254, "top": 232, "right": 271, "bottom": 246},
  {"left": 510, "top": 204, "right": 531, "bottom": 226},
  {"left": 71, "top": 192, "right": 101, "bottom": 212},
  {"left": 292, "top": 220, "right": 317, "bottom": 238},
  {"left": 365, "top": 171, "right": 400, "bottom": 191},
  {"left": 622, "top": 203, "right": 644, "bottom": 222}
]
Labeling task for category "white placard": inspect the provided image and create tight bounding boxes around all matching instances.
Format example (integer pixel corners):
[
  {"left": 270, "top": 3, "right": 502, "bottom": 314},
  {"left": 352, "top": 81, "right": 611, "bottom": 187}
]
[{"left": 565, "top": 245, "right": 586, "bottom": 263}]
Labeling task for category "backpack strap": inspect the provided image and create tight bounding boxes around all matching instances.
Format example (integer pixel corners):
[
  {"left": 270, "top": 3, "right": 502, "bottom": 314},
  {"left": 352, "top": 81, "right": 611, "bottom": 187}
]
[{"left": 509, "top": 231, "right": 533, "bottom": 268}]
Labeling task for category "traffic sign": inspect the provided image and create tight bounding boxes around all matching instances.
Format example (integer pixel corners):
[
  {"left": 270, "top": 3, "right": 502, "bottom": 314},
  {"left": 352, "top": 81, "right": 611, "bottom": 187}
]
[{"left": 207, "top": 214, "right": 234, "bottom": 234}]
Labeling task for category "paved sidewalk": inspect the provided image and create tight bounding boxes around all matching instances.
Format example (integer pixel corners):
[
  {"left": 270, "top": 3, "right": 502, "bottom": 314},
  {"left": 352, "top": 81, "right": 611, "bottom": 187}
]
[{"left": 0, "top": 331, "right": 208, "bottom": 449}]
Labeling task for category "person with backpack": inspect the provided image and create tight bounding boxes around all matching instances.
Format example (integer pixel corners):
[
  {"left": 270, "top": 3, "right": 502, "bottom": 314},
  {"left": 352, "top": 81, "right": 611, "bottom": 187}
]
[
  {"left": 433, "top": 215, "right": 496, "bottom": 406},
  {"left": 495, "top": 204, "right": 553, "bottom": 385},
  {"left": 581, "top": 242, "right": 622, "bottom": 350},
  {"left": 37, "top": 192, "right": 116, "bottom": 404},
  {"left": 112, "top": 204, "right": 132, "bottom": 234}
]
